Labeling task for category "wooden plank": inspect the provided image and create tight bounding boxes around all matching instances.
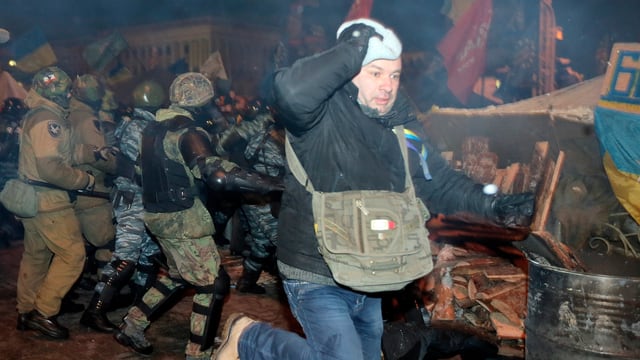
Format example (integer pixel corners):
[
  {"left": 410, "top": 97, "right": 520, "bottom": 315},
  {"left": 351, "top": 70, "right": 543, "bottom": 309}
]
[
  {"left": 531, "top": 150, "right": 565, "bottom": 232},
  {"left": 491, "top": 282, "right": 528, "bottom": 319},
  {"left": 432, "top": 267, "right": 456, "bottom": 320},
  {"left": 499, "top": 163, "right": 521, "bottom": 194},
  {"left": 475, "top": 281, "right": 525, "bottom": 301},
  {"left": 531, "top": 230, "right": 586, "bottom": 271},
  {"left": 468, "top": 278, "right": 478, "bottom": 300},
  {"left": 491, "top": 298, "right": 524, "bottom": 327},
  {"left": 514, "top": 163, "right": 528, "bottom": 193},
  {"left": 490, "top": 312, "right": 525, "bottom": 339},
  {"left": 453, "top": 283, "right": 469, "bottom": 300},
  {"left": 493, "top": 168, "right": 506, "bottom": 190},
  {"left": 483, "top": 265, "right": 527, "bottom": 281}
]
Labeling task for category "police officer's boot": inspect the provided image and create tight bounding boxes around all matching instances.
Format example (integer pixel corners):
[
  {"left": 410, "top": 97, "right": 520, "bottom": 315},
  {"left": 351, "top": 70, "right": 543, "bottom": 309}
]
[
  {"left": 189, "top": 267, "right": 230, "bottom": 358},
  {"left": 236, "top": 267, "right": 265, "bottom": 294},
  {"left": 115, "top": 313, "right": 153, "bottom": 355},
  {"left": 114, "top": 274, "right": 186, "bottom": 356},
  {"left": 81, "top": 259, "right": 136, "bottom": 333}
]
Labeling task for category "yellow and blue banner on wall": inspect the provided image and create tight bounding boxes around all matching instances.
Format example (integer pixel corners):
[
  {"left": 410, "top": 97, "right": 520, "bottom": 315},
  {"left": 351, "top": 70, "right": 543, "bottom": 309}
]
[
  {"left": 595, "top": 43, "right": 640, "bottom": 222},
  {"left": 10, "top": 27, "right": 57, "bottom": 73}
]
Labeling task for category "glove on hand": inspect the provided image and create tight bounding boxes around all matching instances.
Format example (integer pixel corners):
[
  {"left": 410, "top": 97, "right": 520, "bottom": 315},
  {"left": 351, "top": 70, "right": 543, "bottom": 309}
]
[
  {"left": 337, "top": 23, "right": 382, "bottom": 54},
  {"left": 93, "top": 146, "right": 119, "bottom": 161},
  {"left": 491, "top": 192, "right": 535, "bottom": 227},
  {"left": 337, "top": 18, "right": 402, "bottom": 66}
]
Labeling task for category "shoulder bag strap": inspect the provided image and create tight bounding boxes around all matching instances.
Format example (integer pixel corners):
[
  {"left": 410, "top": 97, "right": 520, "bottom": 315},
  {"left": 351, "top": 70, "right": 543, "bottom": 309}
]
[
  {"left": 286, "top": 127, "right": 416, "bottom": 193},
  {"left": 284, "top": 131, "right": 315, "bottom": 192}
]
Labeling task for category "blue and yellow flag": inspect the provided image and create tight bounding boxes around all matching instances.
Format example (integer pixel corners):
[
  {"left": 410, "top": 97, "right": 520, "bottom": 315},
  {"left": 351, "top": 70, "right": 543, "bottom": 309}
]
[
  {"left": 83, "top": 32, "right": 128, "bottom": 73},
  {"left": 10, "top": 27, "right": 57, "bottom": 73},
  {"left": 595, "top": 43, "right": 640, "bottom": 222}
]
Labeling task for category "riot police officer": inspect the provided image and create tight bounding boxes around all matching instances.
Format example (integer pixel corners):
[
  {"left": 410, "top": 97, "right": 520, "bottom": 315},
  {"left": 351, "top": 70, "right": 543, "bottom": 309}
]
[
  {"left": 80, "top": 80, "right": 165, "bottom": 333},
  {"left": 16, "top": 66, "right": 97, "bottom": 340},
  {"left": 215, "top": 103, "right": 285, "bottom": 294},
  {"left": 68, "top": 74, "right": 118, "bottom": 292},
  {"left": 114, "top": 73, "right": 283, "bottom": 360}
]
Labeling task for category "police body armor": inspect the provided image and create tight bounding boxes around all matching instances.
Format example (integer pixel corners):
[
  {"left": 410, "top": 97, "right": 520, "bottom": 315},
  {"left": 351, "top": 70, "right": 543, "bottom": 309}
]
[{"left": 140, "top": 116, "right": 199, "bottom": 213}]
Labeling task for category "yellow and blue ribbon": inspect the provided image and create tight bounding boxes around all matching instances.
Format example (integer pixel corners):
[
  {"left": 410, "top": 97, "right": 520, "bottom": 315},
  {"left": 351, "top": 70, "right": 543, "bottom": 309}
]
[{"left": 403, "top": 128, "right": 432, "bottom": 180}]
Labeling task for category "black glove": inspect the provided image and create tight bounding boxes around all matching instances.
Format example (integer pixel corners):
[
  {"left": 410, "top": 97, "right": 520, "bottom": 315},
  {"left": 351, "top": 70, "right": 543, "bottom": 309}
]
[
  {"left": 490, "top": 192, "right": 535, "bottom": 227},
  {"left": 337, "top": 23, "right": 382, "bottom": 54},
  {"left": 203, "top": 160, "right": 284, "bottom": 195}
]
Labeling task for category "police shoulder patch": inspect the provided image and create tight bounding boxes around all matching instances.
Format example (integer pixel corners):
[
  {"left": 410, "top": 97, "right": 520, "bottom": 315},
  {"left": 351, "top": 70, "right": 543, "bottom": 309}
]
[{"left": 47, "top": 121, "right": 62, "bottom": 138}]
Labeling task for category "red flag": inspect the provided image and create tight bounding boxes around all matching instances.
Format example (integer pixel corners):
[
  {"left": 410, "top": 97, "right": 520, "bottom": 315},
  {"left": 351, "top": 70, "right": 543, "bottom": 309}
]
[
  {"left": 437, "top": 0, "right": 493, "bottom": 104},
  {"left": 345, "top": 0, "right": 373, "bottom": 21}
]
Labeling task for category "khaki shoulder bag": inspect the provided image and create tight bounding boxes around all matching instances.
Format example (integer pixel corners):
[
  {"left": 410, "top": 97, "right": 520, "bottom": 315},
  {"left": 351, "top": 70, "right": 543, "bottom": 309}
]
[{"left": 285, "top": 126, "right": 433, "bottom": 292}]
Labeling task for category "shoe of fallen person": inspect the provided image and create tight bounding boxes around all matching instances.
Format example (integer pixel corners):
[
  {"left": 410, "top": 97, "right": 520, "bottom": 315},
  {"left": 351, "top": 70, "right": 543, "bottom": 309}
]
[
  {"left": 113, "top": 317, "right": 153, "bottom": 355},
  {"left": 213, "top": 313, "right": 256, "bottom": 359},
  {"left": 25, "top": 310, "right": 69, "bottom": 340}
]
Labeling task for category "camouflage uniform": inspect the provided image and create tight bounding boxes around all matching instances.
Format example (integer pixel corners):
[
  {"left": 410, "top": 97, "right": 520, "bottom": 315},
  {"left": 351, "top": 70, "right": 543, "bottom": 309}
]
[
  {"left": 16, "top": 67, "right": 97, "bottom": 340},
  {"left": 119, "top": 105, "right": 226, "bottom": 359},
  {"left": 80, "top": 108, "right": 162, "bottom": 333},
  {"left": 109, "top": 109, "right": 161, "bottom": 288},
  {"left": 115, "top": 73, "right": 282, "bottom": 359},
  {"left": 225, "top": 112, "right": 285, "bottom": 293}
]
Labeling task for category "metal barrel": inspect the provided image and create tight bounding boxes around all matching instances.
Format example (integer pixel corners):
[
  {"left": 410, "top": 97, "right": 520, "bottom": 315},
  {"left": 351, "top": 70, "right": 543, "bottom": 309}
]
[{"left": 526, "top": 258, "right": 640, "bottom": 359}]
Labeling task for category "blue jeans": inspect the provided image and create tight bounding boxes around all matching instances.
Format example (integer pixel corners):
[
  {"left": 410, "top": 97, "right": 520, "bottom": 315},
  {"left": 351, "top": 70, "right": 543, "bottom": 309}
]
[{"left": 238, "top": 279, "right": 383, "bottom": 360}]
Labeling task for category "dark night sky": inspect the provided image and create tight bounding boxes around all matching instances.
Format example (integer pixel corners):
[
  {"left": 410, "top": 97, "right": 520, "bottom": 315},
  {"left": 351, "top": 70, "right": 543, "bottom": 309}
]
[{"left": 1, "top": 0, "right": 639, "bottom": 79}]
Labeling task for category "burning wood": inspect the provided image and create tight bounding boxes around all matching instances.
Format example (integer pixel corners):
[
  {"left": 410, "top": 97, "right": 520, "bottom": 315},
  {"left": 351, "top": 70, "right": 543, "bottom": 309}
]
[
  {"left": 420, "top": 242, "right": 528, "bottom": 356},
  {"left": 413, "top": 135, "right": 601, "bottom": 357}
]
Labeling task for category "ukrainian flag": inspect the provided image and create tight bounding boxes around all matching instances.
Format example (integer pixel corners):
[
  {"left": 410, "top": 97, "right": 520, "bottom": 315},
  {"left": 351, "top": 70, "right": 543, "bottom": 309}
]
[
  {"left": 595, "top": 105, "right": 640, "bottom": 223},
  {"left": 595, "top": 43, "right": 640, "bottom": 223},
  {"left": 10, "top": 27, "right": 57, "bottom": 73}
]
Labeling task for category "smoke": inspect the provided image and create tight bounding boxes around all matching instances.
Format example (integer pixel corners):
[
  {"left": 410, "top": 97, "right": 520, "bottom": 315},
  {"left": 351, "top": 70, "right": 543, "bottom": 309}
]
[{"left": 554, "top": 0, "right": 640, "bottom": 78}]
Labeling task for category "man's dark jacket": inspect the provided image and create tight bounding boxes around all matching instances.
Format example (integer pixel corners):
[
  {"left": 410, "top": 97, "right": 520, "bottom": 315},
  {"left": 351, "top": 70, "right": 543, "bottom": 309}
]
[{"left": 272, "top": 39, "right": 494, "bottom": 284}]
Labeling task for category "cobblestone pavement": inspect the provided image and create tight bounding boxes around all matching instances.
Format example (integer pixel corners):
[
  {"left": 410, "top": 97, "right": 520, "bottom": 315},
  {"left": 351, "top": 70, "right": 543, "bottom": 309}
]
[{"left": 0, "top": 240, "right": 301, "bottom": 360}]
